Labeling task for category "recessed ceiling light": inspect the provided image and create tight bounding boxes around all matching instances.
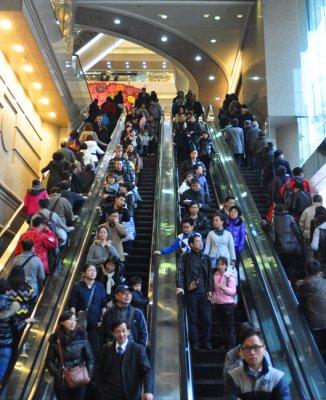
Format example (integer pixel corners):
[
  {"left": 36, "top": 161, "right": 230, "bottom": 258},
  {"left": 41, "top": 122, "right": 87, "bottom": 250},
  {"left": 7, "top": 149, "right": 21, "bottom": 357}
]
[
  {"left": 210, "top": 39, "right": 217, "bottom": 43},
  {"left": 125, "top": 61, "right": 129, "bottom": 64},
  {"left": 0, "top": 19, "right": 12, "bottom": 30},
  {"left": 251, "top": 76, "right": 260, "bottom": 80},
  {"left": 48, "top": 112, "right": 56, "bottom": 118},
  {"left": 162, "top": 65, "right": 167, "bottom": 68},
  {"left": 142, "top": 65, "right": 147, "bottom": 69},
  {"left": 208, "top": 75, "right": 215, "bottom": 80},
  {"left": 13, "top": 44, "right": 24, "bottom": 53},
  {"left": 32, "top": 82, "right": 42, "bottom": 90},
  {"left": 114, "top": 18, "right": 121, "bottom": 25},
  {"left": 204, "top": 14, "right": 209, "bottom": 18},
  {"left": 23, "top": 64, "right": 34, "bottom": 73},
  {"left": 215, "top": 97, "right": 220, "bottom": 101},
  {"left": 195, "top": 55, "right": 202, "bottom": 61},
  {"left": 161, "top": 35, "right": 168, "bottom": 42},
  {"left": 214, "top": 16, "right": 221, "bottom": 20},
  {"left": 237, "top": 14, "right": 243, "bottom": 18},
  {"left": 56, "top": 20, "right": 60, "bottom": 25},
  {"left": 40, "top": 97, "right": 49, "bottom": 105},
  {"left": 126, "top": 65, "right": 130, "bottom": 69},
  {"left": 159, "top": 14, "right": 167, "bottom": 19}
]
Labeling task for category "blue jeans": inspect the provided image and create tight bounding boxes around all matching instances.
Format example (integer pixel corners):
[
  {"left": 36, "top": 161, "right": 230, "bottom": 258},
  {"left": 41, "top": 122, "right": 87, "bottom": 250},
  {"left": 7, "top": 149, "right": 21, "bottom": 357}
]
[{"left": 0, "top": 347, "right": 12, "bottom": 380}]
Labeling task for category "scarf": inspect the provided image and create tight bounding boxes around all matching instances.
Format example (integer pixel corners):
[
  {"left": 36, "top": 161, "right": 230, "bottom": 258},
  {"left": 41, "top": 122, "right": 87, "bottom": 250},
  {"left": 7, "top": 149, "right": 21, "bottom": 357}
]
[
  {"left": 214, "top": 229, "right": 224, "bottom": 236},
  {"left": 101, "top": 266, "right": 116, "bottom": 295}
]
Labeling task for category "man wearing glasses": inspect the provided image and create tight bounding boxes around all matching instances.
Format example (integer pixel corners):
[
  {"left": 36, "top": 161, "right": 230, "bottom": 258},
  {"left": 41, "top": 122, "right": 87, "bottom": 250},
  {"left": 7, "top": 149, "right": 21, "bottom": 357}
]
[{"left": 224, "top": 329, "right": 291, "bottom": 399}]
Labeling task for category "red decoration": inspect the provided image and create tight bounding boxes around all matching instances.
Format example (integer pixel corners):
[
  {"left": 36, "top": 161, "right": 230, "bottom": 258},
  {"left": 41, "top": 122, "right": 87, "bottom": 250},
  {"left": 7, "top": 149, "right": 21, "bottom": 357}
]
[{"left": 88, "top": 81, "right": 140, "bottom": 110}]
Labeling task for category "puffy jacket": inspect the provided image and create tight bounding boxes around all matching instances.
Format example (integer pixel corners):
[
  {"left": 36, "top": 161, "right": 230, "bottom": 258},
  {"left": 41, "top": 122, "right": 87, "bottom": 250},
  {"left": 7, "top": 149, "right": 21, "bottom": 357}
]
[
  {"left": 211, "top": 272, "right": 236, "bottom": 304},
  {"left": 101, "top": 304, "right": 147, "bottom": 347},
  {"left": 24, "top": 189, "right": 49, "bottom": 216},
  {"left": 198, "top": 137, "right": 215, "bottom": 158},
  {"left": 225, "top": 218, "right": 246, "bottom": 253},
  {"left": 0, "top": 295, "right": 20, "bottom": 348},
  {"left": 46, "top": 328, "right": 94, "bottom": 390},
  {"left": 14, "top": 227, "right": 58, "bottom": 274},
  {"left": 272, "top": 211, "right": 302, "bottom": 255},
  {"left": 224, "top": 356, "right": 291, "bottom": 400},
  {"left": 180, "top": 158, "right": 206, "bottom": 178},
  {"left": 180, "top": 188, "right": 206, "bottom": 210}
]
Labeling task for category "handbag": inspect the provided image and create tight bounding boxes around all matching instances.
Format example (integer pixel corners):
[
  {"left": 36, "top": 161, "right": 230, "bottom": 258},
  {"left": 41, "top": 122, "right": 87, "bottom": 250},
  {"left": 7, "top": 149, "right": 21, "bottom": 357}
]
[
  {"left": 77, "top": 284, "right": 96, "bottom": 330},
  {"left": 57, "top": 338, "right": 90, "bottom": 389}
]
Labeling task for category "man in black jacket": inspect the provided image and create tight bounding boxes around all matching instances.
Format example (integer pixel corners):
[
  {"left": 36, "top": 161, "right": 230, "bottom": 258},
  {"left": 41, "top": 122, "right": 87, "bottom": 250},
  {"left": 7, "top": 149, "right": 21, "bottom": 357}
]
[
  {"left": 176, "top": 235, "right": 213, "bottom": 350},
  {"left": 98, "top": 319, "right": 153, "bottom": 400},
  {"left": 188, "top": 202, "right": 211, "bottom": 240},
  {"left": 180, "top": 149, "right": 206, "bottom": 179},
  {"left": 180, "top": 178, "right": 207, "bottom": 213}
]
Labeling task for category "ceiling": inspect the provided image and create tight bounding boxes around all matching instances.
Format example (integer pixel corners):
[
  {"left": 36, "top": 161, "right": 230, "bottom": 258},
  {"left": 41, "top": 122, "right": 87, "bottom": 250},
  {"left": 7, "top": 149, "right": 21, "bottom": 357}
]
[
  {"left": 0, "top": 11, "right": 69, "bottom": 126},
  {"left": 75, "top": 0, "right": 254, "bottom": 105}
]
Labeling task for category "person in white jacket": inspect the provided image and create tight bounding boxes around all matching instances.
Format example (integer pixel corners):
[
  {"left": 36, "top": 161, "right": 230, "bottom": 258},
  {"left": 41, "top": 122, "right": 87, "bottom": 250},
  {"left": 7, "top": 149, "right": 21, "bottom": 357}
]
[
  {"left": 178, "top": 173, "right": 193, "bottom": 195},
  {"left": 204, "top": 212, "right": 236, "bottom": 268},
  {"left": 80, "top": 142, "right": 95, "bottom": 170},
  {"left": 84, "top": 134, "right": 104, "bottom": 164}
]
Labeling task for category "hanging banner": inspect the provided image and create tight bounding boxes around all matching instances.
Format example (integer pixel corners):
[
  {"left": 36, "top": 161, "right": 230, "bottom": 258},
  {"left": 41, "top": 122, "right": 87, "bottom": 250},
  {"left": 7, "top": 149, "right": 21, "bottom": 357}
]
[{"left": 87, "top": 81, "right": 140, "bottom": 109}]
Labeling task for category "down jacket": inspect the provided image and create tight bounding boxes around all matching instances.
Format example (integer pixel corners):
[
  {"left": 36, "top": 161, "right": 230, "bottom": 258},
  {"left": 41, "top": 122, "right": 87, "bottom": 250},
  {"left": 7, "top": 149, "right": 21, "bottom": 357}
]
[
  {"left": 0, "top": 295, "right": 20, "bottom": 348},
  {"left": 225, "top": 218, "right": 246, "bottom": 253},
  {"left": 24, "top": 188, "right": 49, "bottom": 216},
  {"left": 272, "top": 211, "right": 302, "bottom": 255}
]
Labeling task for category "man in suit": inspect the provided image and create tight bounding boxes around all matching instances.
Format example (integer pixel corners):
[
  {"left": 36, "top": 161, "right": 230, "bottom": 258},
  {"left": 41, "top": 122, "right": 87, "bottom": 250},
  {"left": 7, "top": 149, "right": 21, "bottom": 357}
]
[{"left": 98, "top": 319, "right": 154, "bottom": 400}]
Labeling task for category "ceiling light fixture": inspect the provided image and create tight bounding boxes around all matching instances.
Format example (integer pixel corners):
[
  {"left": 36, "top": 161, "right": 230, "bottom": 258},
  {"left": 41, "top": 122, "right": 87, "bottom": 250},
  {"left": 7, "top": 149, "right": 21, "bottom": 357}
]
[
  {"left": 162, "top": 65, "right": 167, "bottom": 69},
  {"left": 208, "top": 75, "right": 215, "bottom": 80},
  {"left": 56, "top": 20, "right": 60, "bottom": 25},
  {"left": 13, "top": 44, "right": 24, "bottom": 53},
  {"left": 40, "top": 97, "right": 49, "bottom": 105},
  {"left": 210, "top": 39, "right": 217, "bottom": 43},
  {"left": 83, "top": 38, "right": 124, "bottom": 72},
  {"left": 215, "top": 97, "right": 220, "bottom": 101},
  {"left": 142, "top": 65, "right": 147, "bottom": 69},
  {"left": 251, "top": 76, "right": 260, "bottom": 80},
  {"left": 114, "top": 18, "right": 121, "bottom": 25},
  {"left": 48, "top": 112, "right": 56, "bottom": 118},
  {"left": 32, "top": 82, "right": 42, "bottom": 90},
  {"left": 126, "top": 65, "right": 130, "bottom": 69},
  {"left": 237, "top": 14, "right": 243, "bottom": 18},
  {"left": 204, "top": 14, "right": 209, "bottom": 18},
  {"left": 159, "top": 14, "right": 167, "bottom": 19},
  {"left": 0, "top": 19, "right": 12, "bottom": 30},
  {"left": 214, "top": 16, "right": 221, "bottom": 20},
  {"left": 195, "top": 55, "right": 202, "bottom": 61},
  {"left": 161, "top": 35, "right": 168, "bottom": 42},
  {"left": 76, "top": 33, "right": 104, "bottom": 56},
  {"left": 23, "top": 64, "right": 34, "bottom": 73}
]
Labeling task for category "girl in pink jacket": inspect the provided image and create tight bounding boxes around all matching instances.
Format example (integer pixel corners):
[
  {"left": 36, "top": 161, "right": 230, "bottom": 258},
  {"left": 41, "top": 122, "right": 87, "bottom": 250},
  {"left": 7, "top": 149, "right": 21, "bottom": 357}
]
[
  {"left": 24, "top": 179, "right": 49, "bottom": 221},
  {"left": 211, "top": 256, "right": 237, "bottom": 348}
]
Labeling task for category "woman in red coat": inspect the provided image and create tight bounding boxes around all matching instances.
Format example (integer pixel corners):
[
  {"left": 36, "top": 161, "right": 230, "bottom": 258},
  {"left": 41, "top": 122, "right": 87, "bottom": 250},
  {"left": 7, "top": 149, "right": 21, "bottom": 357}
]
[
  {"left": 24, "top": 179, "right": 49, "bottom": 221},
  {"left": 14, "top": 215, "right": 58, "bottom": 274}
]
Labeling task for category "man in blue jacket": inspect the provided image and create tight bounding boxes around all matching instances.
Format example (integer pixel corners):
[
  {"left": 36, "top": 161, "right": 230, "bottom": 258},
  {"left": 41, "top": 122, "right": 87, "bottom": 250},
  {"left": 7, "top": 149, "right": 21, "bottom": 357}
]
[
  {"left": 100, "top": 284, "right": 147, "bottom": 347},
  {"left": 224, "top": 329, "right": 291, "bottom": 399}
]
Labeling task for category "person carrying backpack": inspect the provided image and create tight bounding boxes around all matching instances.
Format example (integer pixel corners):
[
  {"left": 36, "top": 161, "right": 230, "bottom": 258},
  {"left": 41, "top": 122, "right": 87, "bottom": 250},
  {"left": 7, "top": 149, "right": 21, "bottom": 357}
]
[{"left": 287, "top": 182, "right": 312, "bottom": 222}]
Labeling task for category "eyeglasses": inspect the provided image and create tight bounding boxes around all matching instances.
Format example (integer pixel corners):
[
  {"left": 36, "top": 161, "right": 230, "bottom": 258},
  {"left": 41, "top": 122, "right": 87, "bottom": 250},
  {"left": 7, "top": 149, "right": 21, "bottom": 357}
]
[{"left": 241, "top": 345, "right": 264, "bottom": 354}]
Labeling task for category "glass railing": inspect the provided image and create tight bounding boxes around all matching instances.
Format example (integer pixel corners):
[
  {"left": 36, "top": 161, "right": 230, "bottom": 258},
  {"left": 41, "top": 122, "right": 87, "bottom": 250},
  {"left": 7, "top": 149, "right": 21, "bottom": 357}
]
[
  {"left": 207, "top": 117, "right": 326, "bottom": 399},
  {"left": 2, "top": 116, "right": 125, "bottom": 399}
]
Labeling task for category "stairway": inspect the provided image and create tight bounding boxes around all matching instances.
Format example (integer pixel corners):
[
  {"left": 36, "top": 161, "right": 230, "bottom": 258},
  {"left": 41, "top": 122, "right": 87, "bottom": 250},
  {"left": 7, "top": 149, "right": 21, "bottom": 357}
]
[
  {"left": 240, "top": 167, "right": 269, "bottom": 219},
  {"left": 124, "top": 154, "right": 157, "bottom": 293}
]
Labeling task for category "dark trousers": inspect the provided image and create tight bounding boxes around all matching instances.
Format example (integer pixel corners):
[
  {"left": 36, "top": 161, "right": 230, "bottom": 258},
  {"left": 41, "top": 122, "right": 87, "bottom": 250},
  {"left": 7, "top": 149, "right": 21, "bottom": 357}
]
[
  {"left": 234, "top": 153, "right": 242, "bottom": 167},
  {"left": 215, "top": 303, "right": 236, "bottom": 347},
  {"left": 87, "top": 325, "right": 99, "bottom": 363},
  {"left": 54, "top": 385, "right": 87, "bottom": 400},
  {"left": 199, "top": 154, "right": 212, "bottom": 172},
  {"left": 185, "top": 291, "right": 212, "bottom": 346}
]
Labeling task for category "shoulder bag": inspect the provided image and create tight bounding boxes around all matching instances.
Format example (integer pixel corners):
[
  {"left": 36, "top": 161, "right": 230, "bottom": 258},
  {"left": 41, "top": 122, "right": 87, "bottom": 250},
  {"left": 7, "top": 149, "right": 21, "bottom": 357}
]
[{"left": 57, "top": 338, "right": 90, "bottom": 389}]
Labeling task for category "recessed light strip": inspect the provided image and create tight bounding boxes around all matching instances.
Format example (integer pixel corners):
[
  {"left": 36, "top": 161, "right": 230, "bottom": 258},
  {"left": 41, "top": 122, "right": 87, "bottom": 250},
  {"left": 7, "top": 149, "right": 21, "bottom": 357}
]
[{"left": 75, "top": 33, "right": 105, "bottom": 56}]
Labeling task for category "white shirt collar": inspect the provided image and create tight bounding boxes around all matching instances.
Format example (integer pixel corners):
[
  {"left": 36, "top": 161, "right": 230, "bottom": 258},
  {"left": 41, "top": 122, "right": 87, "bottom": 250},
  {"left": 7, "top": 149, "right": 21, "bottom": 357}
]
[{"left": 115, "top": 338, "right": 128, "bottom": 352}]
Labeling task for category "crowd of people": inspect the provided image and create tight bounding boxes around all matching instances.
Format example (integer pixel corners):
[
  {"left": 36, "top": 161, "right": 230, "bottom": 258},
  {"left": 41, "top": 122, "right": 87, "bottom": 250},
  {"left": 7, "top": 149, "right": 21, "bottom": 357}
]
[
  {"left": 0, "top": 88, "right": 161, "bottom": 400},
  {"left": 1, "top": 86, "right": 325, "bottom": 399}
]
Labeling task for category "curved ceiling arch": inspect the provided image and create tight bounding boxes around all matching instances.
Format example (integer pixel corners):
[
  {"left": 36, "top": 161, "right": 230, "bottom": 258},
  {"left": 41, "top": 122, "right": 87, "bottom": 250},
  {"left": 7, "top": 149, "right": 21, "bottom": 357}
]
[
  {"left": 88, "top": 5, "right": 230, "bottom": 80},
  {"left": 75, "top": 5, "right": 229, "bottom": 105}
]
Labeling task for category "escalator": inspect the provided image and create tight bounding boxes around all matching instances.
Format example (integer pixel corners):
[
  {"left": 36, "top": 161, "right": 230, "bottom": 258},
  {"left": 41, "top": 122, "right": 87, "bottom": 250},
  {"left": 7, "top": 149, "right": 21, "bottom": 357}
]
[
  {"left": 125, "top": 153, "right": 157, "bottom": 292},
  {"left": 240, "top": 167, "right": 269, "bottom": 218}
]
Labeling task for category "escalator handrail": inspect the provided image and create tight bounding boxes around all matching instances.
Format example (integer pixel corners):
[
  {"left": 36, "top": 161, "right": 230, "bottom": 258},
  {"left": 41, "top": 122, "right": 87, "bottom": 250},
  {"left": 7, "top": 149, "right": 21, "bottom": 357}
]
[
  {"left": 207, "top": 112, "right": 326, "bottom": 399},
  {"left": 3, "top": 116, "right": 125, "bottom": 399},
  {"left": 173, "top": 122, "right": 194, "bottom": 400}
]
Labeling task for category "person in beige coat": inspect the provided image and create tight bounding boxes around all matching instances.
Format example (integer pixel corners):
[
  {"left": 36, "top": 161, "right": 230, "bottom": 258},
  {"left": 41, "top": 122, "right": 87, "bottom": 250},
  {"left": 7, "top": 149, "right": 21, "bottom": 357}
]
[
  {"left": 299, "top": 194, "right": 323, "bottom": 256},
  {"left": 101, "top": 210, "right": 127, "bottom": 262}
]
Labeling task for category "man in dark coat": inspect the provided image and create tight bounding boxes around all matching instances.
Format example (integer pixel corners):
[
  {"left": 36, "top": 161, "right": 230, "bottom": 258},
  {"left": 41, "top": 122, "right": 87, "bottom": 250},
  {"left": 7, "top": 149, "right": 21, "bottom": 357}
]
[
  {"left": 180, "top": 178, "right": 207, "bottom": 212},
  {"left": 136, "top": 87, "right": 150, "bottom": 108},
  {"left": 98, "top": 319, "right": 153, "bottom": 400}
]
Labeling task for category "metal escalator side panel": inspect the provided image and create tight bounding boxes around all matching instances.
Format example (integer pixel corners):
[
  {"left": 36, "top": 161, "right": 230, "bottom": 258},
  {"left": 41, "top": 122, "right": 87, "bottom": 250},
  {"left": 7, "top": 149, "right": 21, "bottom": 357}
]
[
  {"left": 4, "top": 116, "right": 125, "bottom": 400},
  {"left": 149, "top": 116, "right": 181, "bottom": 399}
]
